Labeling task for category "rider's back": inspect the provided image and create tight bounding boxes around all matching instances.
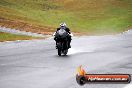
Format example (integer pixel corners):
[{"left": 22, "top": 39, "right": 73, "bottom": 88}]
[{"left": 56, "top": 28, "right": 68, "bottom": 39}]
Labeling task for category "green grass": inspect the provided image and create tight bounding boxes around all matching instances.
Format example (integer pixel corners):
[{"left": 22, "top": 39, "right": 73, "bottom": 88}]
[
  {"left": 0, "top": 0, "right": 132, "bottom": 34},
  {"left": 0, "top": 32, "right": 34, "bottom": 42}
]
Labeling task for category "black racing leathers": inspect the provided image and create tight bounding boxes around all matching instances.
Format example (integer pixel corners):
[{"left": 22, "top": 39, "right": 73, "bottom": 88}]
[{"left": 54, "top": 27, "right": 71, "bottom": 48}]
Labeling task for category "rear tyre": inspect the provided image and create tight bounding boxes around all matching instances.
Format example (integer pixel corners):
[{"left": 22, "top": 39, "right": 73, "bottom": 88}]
[{"left": 58, "top": 49, "right": 61, "bottom": 56}]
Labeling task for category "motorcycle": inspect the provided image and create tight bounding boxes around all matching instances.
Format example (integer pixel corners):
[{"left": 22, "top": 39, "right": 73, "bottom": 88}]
[
  {"left": 56, "top": 37, "right": 69, "bottom": 56},
  {"left": 54, "top": 29, "right": 70, "bottom": 56}
]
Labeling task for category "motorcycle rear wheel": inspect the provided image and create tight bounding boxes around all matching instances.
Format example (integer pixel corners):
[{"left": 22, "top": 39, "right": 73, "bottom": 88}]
[{"left": 58, "top": 49, "right": 61, "bottom": 56}]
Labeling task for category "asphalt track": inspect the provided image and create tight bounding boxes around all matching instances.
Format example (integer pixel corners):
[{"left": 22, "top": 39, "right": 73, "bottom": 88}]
[{"left": 0, "top": 30, "right": 132, "bottom": 88}]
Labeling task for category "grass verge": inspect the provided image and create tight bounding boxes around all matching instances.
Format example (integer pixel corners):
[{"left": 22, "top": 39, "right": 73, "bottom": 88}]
[
  {"left": 0, "top": 32, "right": 39, "bottom": 42},
  {"left": 0, "top": 0, "right": 131, "bottom": 34}
]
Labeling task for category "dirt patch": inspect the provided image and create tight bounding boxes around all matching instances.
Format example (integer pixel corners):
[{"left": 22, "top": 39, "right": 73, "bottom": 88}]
[{"left": 0, "top": 18, "right": 55, "bottom": 35}]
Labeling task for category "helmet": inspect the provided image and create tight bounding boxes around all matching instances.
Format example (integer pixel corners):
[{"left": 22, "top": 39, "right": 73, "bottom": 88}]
[{"left": 60, "top": 22, "right": 66, "bottom": 27}]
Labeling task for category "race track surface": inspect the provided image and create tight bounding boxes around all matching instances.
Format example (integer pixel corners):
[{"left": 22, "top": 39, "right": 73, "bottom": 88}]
[{"left": 0, "top": 30, "right": 132, "bottom": 88}]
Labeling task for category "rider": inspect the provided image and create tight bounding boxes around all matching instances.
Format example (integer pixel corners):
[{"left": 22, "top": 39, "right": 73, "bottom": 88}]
[{"left": 54, "top": 22, "right": 71, "bottom": 48}]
